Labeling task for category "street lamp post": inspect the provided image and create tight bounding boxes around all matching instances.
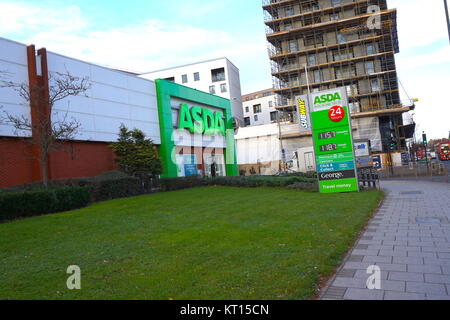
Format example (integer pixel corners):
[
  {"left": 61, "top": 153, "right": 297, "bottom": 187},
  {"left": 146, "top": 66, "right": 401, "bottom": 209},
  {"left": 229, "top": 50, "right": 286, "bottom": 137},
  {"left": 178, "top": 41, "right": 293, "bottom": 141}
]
[
  {"left": 445, "top": 0, "right": 450, "bottom": 43},
  {"left": 423, "top": 131, "right": 429, "bottom": 171}
]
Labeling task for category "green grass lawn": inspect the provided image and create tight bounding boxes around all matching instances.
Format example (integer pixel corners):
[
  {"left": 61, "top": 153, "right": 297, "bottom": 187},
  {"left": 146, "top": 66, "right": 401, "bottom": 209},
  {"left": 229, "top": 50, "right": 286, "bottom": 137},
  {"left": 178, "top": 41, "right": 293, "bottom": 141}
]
[{"left": 0, "top": 186, "right": 382, "bottom": 300}]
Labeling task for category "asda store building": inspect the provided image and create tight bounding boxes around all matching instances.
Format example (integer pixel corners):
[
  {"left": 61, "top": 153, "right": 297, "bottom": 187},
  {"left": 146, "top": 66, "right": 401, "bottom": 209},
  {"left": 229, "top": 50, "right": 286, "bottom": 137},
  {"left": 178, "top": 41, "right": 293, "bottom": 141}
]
[
  {"left": 156, "top": 80, "right": 238, "bottom": 178},
  {"left": 0, "top": 37, "right": 238, "bottom": 188}
]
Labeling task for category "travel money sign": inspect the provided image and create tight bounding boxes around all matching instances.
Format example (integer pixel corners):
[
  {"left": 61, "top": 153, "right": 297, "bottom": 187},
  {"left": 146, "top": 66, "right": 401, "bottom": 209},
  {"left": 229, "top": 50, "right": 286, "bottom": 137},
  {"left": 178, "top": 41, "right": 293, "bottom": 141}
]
[{"left": 298, "top": 88, "right": 359, "bottom": 194}]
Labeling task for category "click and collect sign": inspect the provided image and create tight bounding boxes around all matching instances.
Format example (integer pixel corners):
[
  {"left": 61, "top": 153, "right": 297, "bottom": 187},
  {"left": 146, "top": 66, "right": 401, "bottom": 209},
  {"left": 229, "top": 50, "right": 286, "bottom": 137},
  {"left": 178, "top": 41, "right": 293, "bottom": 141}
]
[{"left": 298, "top": 88, "right": 359, "bottom": 194}]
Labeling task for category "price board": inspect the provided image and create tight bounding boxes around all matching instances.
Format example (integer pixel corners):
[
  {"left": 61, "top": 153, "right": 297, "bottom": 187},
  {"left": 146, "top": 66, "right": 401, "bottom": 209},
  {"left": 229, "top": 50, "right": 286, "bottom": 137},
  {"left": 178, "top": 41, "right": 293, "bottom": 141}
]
[{"left": 306, "top": 88, "right": 359, "bottom": 194}]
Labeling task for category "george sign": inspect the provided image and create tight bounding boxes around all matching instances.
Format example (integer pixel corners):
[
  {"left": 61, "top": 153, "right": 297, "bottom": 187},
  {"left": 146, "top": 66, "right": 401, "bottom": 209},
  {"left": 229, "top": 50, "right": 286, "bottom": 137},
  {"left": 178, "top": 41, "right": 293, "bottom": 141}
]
[{"left": 310, "top": 88, "right": 359, "bottom": 194}]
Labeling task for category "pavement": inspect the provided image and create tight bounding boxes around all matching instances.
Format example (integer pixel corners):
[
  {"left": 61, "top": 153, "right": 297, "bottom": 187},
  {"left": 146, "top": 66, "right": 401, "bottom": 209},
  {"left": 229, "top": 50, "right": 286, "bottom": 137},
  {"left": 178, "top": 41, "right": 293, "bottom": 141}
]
[{"left": 320, "top": 179, "right": 450, "bottom": 300}]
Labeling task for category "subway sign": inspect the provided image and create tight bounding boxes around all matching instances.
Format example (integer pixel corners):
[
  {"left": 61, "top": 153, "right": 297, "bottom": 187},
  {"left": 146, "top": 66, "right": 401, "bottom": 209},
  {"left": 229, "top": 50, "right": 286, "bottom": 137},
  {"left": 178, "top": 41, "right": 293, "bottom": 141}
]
[
  {"left": 178, "top": 104, "right": 226, "bottom": 136},
  {"left": 296, "top": 95, "right": 311, "bottom": 133},
  {"left": 309, "top": 88, "right": 359, "bottom": 194}
]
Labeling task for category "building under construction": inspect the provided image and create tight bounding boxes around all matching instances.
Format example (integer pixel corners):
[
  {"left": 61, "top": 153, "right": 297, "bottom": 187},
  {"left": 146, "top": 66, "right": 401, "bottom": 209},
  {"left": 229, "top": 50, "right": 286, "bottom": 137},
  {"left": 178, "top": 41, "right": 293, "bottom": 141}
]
[{"left": 262, "top": 0, "right": 415, "bottom": 160}]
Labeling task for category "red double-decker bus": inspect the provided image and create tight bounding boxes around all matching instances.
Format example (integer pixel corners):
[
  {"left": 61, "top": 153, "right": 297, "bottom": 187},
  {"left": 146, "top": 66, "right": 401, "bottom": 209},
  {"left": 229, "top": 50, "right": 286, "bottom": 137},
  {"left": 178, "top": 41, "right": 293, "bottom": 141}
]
[{"left": 437, "top": 142, "right": 450, "bottom": 161}]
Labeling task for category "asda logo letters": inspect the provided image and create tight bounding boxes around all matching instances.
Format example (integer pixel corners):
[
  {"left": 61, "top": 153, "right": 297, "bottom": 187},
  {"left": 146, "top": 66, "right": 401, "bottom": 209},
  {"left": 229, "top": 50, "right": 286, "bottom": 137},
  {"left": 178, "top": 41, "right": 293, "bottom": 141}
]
[
  {"left": 314, "top": 92, "right": 342, "bottom": 105},
  {"left": 178, "top": 104, "right": 226, "bottom": 136}
]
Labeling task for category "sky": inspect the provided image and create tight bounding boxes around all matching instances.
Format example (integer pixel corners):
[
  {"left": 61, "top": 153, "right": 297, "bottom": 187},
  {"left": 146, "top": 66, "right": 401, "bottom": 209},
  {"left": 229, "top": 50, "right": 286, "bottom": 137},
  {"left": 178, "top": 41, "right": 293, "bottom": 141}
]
[{"left": 0, "top": 0, "right": 449, "bottom": 139}]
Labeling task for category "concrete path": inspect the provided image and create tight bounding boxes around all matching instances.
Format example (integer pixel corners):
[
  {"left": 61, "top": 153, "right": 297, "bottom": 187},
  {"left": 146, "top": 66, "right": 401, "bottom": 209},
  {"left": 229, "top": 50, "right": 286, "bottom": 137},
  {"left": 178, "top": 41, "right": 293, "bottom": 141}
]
[{"left": 320, "top": 180, "right": 450, "bottom": 300}]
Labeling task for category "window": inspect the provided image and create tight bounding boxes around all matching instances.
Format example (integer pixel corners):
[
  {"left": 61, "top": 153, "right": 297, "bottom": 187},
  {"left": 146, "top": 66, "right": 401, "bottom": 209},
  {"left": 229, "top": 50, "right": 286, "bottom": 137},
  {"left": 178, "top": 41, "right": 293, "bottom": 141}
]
[
  {"left": 270, "top": 111, "right": 278, "bottom": 122},
  {"left": 335, "top": 65, "right": 356, "bottom": 79},
  {"left": 337, "top": 32, "right": 346, "bottom": 44},
  {"left": 263, "top": 92, "right": 272, "bottom": 97},
  {"left": 304, "top": 16, "right": 314, "bottom": 26},
  {"left": 268, "top": 101, "right": 273, "bottom": 108},
  {"left": 245, "top": 106, "right": 249, "bottom": 113},
  {"left": 367, "top": 44, "right": 375, "bottom": 55},
  {"left": 181, "top": 74, "right": 188, "bottom": 84},
  {"left": 307, "top": 54, "right": 316, "bottom": 66},
  {"left": 371, "top": 79, "right": 380, "bottom": 92},
  {"left": 194, "top": 72, "right": 200, "bottom": 81},
  {"left": 347, "top": 84, "right": 358, "bottom": 97},
  {"left": 254, "top": 115, "right": 259, "bottom": 122},
  {"left": 253, "top": 104, "right": 262, "bottom": 114},
  {"left": 211, "top": 68, "right": 226, "bottom": 82},
  {"left": 333, "top": 48, "right": 353, "bottom": 61},
  {"left": 164, "top": 77, "right": 175, "bottom": 82},
  {"left": 244, "top": 117, "right": 251, "bottom": 126},
  {"left": 330, "top": 13, "right": 340, "bottom": 21},
  {"left": 332, "top": 0, "right": 342, "bottom": 6},
  {"left": 365, "top": 61, "right": 375, "bottom": 74},
  {"left": 220, "top": 83, "right": 228, "bottom": 93},
  {"left": 288, "top": 40, "right": 298, "bottom": 53},
  {"left": 285, "top": 6, "right": 294, "bottom": 17},
  {"left": 283, "top": 23, "right": 293, "bottom": 31},
  {"left": 209, "top": 85, "right": 216, "bottom": 94},
  {"left": 314, "top": 70, "right": 322, "bottom": 83},
  {"left": 302, "top": 1, "right": 319, "bottom": 12},
  {"left": 304, "top": 33, "right": 323, "bottom": 47}
]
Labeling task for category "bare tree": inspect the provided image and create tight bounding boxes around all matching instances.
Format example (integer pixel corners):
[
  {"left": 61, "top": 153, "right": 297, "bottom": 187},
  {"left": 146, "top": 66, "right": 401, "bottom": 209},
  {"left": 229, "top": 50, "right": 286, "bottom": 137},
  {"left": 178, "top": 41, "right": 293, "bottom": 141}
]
[{"left": 0, "top": 70, "right": 91, "bottom": 186}]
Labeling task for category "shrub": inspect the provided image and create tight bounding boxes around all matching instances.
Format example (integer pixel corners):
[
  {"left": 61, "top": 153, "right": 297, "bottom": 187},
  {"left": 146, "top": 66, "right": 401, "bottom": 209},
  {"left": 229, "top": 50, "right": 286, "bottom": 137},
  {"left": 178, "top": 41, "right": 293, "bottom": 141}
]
[
  {"left": 109, "top": 125, "right": 162, "bottom": 177},
  {"left": 0, "top": 186, "right": 90, "bottom": 222},
  {"left": 87, "top": 171, "right": 144, "bottom": 202},
  {"left": 285, "top": 181, "right": 318, "bottom": 191},
  {"left": 206, "top": 176, "right": 316, "bottom": 188},
  {"left": 157, "top": 175, "right": 318, "bottom": 192},
  {"left": 160, "top": 175, "right": 205, "bottom": 192}
]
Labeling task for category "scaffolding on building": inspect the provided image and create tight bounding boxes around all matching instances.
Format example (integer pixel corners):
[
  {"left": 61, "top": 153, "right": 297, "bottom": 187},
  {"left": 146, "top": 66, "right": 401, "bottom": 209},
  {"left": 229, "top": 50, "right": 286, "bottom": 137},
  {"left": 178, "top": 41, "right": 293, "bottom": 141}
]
[
  {"left": 263, "top": 0, "right": 401, "bottom": 112},
  {"left": 262, "top": 0, "right": 412, "bottom": 152}
]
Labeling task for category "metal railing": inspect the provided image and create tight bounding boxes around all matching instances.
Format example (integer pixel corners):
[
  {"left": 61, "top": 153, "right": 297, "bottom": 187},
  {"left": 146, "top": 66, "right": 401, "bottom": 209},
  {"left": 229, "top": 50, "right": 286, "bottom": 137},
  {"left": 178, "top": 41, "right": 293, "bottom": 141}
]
[{"left": 378, "top": 162, "right": 450, "bottom": 183}]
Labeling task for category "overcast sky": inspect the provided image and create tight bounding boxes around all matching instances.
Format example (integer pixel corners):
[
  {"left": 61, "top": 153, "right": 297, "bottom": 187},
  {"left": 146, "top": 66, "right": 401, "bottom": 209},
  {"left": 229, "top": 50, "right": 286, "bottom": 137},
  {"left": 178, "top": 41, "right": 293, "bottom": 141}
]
[{"left": 0, "top": 0, "right": 448, "bottom": 139}]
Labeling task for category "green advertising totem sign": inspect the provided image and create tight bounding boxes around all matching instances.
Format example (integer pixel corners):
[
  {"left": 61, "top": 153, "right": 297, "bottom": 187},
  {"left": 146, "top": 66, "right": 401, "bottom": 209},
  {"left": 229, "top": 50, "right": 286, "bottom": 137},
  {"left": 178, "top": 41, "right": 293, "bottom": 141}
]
[{"left": 298, "top": 88, "right": 359, "bottom": 194}]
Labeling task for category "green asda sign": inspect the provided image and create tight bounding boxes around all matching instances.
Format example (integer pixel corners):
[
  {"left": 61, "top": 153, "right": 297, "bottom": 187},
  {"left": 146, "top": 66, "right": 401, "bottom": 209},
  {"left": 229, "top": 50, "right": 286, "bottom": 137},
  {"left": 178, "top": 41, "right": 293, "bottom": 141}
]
[
  {"left": 313, "top": 92, "right": 342, "bottom": 105},
  {"left": 307, "top": 88, "right": 359, "bottom": 194},
  {"left": 178, "top": 104, "right": 226, "bottom": 136}
]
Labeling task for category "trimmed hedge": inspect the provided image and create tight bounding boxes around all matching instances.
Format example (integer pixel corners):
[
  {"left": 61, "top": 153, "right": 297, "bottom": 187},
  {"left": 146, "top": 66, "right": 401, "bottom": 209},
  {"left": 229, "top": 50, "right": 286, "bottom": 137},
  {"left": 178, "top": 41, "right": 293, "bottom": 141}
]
[
  {"left": 87, "top": 171, "right": 144, "bottom": 202},
  {"left": 160, "top": 175, "right": 205, "bottom": 192},
  {"left": 160, "top": 175, "right": 317, "bottom": 191},
  {"left": 206, "top": 176, "right": 316, "bottom": 188},
  {"left": 0, "top": 186, "right": 90, "bottom": 222}
]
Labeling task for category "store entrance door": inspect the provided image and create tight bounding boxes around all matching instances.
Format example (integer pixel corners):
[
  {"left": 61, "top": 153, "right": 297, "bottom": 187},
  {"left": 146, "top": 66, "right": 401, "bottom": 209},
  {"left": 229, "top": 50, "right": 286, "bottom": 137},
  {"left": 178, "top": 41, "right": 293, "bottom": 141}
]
[{"left": 204, "top": 154, "right": 226, "bottom": 178}]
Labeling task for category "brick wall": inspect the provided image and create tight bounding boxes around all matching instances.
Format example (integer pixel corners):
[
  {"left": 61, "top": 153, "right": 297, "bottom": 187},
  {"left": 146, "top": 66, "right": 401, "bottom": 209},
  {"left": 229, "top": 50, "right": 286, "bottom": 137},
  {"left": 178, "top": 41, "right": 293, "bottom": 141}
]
[
  {"left": 0, "top": 138, "right": 36, "bottom": 188},
  {"left": 0, "top": 138, "right": 118, "bottom": 188}
]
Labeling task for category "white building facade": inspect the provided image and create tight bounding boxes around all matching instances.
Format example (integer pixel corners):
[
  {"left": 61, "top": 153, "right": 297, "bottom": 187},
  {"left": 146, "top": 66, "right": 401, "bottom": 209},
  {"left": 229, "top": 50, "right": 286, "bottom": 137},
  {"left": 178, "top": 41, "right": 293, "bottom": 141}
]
[
  {"left": 234, "top": 123, "right": 281, "bottom": 175},
  {"left": 242, "top": 89, "right": 279, "bottom": 127},
  {"left": 141, "top": 58, "right": 244, "bottom": 126}
]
